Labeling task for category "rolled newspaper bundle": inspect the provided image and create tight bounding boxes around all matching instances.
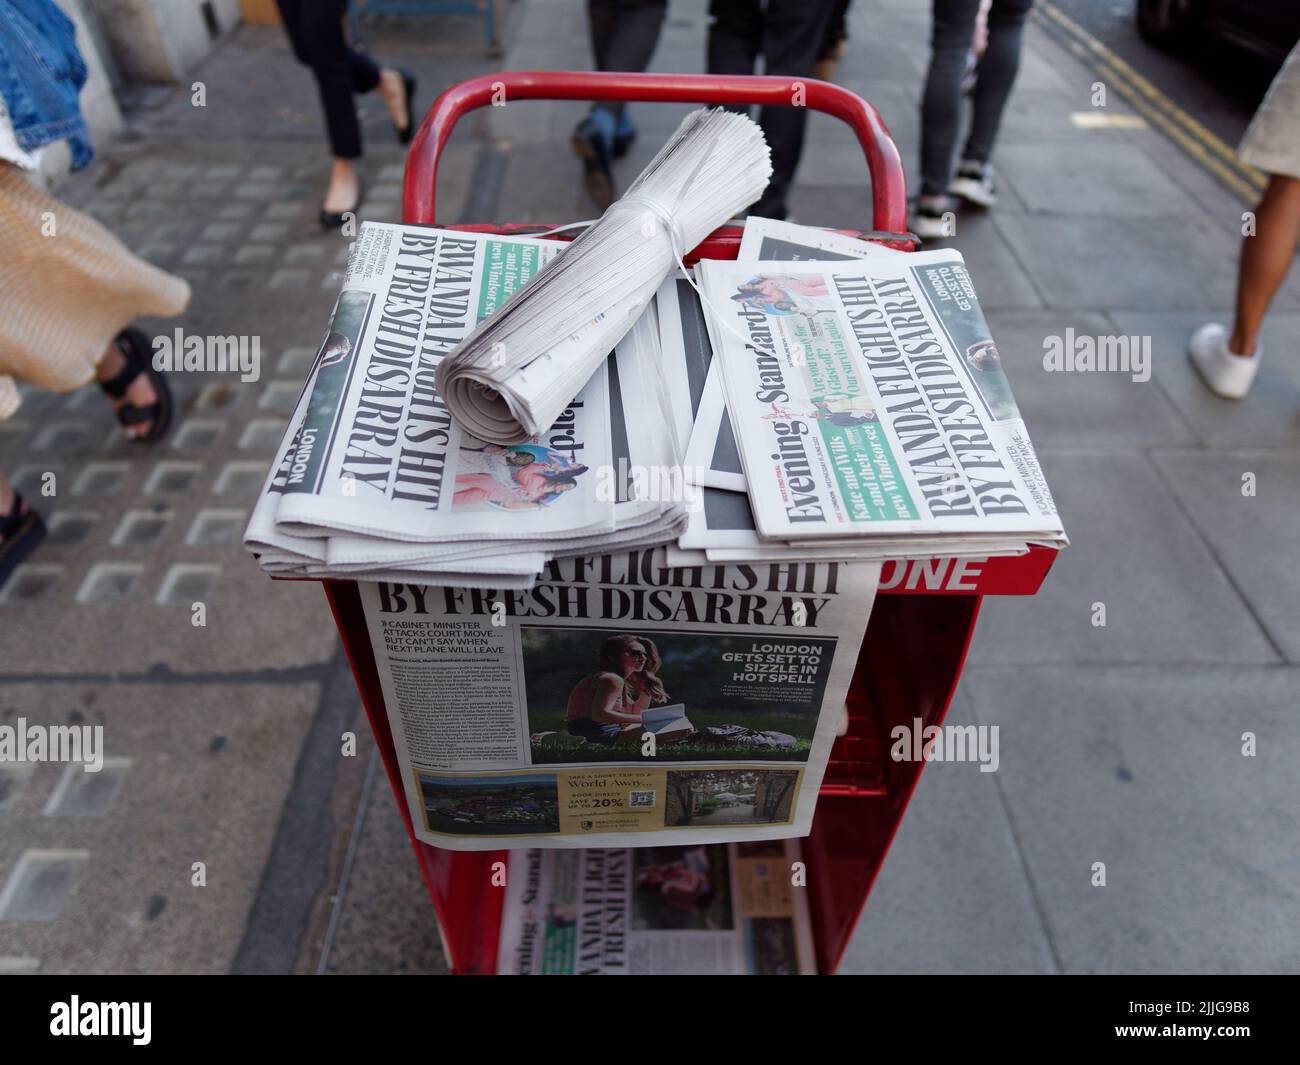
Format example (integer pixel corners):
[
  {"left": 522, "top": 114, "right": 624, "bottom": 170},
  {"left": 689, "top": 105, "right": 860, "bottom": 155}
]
[{"left": 436, "top": 107, "right": 772, "bottom": 444}]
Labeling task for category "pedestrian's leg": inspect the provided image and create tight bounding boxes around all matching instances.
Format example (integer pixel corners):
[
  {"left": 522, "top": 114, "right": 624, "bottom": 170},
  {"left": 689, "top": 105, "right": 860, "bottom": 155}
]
[
  {"left": 1230, "top": 174, "right": 1300, "bottom": 357},
  {"left": 276, "top": 0, "right": 366, "bottom": 218},
  {"left": 919, "top": 0, "right": 981, "bottom": 198},
  {"left": 961, "top": 0, "right": 1032, "bottom": 167},
  {"left": 707, "top": 0, "right": 764, "bottom": 83},
  {"left": 751, "top": 0, "right": 838, "bottom": 220}
]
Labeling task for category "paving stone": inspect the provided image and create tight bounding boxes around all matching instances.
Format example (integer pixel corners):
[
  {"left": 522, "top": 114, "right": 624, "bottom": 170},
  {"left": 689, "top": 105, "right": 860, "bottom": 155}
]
[
  {"left": 269, "top": 269, "right": 311, "bottom": 290},
  {"left": 0, "top": 765, "right": 35, "bottom": 813},
  {"left": 144, "top": 461, "right": 203, "bottom": 495},
  {"left": 995, "top": 212, "right": 1238, "bottom": 310},
  {"left": 186, "top": 509, "right": 248, "bottom": 547},
  {"left": 982, "top": 309, "right": 1193, "bottom": 446},
  {"left": 235, "top": 182, "right": 279, "bottom": 200},
  {"left": 250, "top": 221, "right": 290, "bottom": 242},
  {"left": 1152, "top": 450, "right": 1300, "bottom": 661},
  {"left": 0, "top": 564, "right": 63, "bottom": 605},
  {"left": 76, "top": 562, "right": 145, "bottom": 603},
  {"left": 32, "top": 422, "right": 89, "bottom": 453},
  {"left": 72, "top": 462, "right": 130, "bottom": 497},
  {"left": 239, "top": 418, "right": 287, "bottom": 450},
  {"left": 0, "top": 851, "right": 89, "bottom": 921},
  {"left": 278, "top": 347, "right": 317, "bottom": 375},
  {"left": 195, "top": 382, "right": 243, "bottom": 411},
  {"left": 213, "top": 462, "right": 267, "bottom": 495},
  {"left": 1110, "top": 311, "right": 1300, "bottom": 447},
  {"left": 171, "top": 419, "right": 225, "bottom": 450},
  {"left": 156, "top": 563, "right": 221, "bottom": 605},
  {"left": 204, "top": 164, "right": 243, "bottom": 181},
  {"left": 45, "top": 760, "right": 131, "bottom": 818},
  {"left": 841, "top": 695, "right": 1055, "bottom": 974},
  {"left": 110, "top": 510, "right": 173, "bottom": 548},
  {"left": 966, "top": 451, "right": 1278, "bottom": 666},
  {"left": 200, "top": 222, "right": 244, "bottom": 242},
  {"left": 181, "top": 244, "right": 226, "bottom": 266},
  {"left": 960, "top": 667, "right": 1300, "bottom": 973},
  {"left": 248, "top": 165, "right": 285, "bottom": 181},
  {"left": 258, "top": 382, "right": 299, "bottom": 413},
  {"left": 262, "top": 203, "right": 303, "bottom": 221},
  {"left": 217, "top": 202, "right": 256, "bottom": 220},
  {"left": 234, "top": 245, "right": 275, "bottom": 265},
  {"left": 0, "top": 682, "right": 318, "bottom": 972},
  {"left": 285, "top": 244, "right": 324, "bottom": 265},
  {"left": 45, "top": 511, "right": 98, "bottom": 547}
]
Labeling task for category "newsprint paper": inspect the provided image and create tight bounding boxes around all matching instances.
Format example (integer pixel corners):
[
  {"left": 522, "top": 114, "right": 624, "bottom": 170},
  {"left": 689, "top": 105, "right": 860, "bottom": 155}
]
[
  {"left": 697, "top": 250, "right": 1065, "bottom": 546},
  {"left": 358, "top": 553, "right": 878, "bottom": 851},
  {"left": 496, "top": 838, "right": 815, "bottom": 974}
]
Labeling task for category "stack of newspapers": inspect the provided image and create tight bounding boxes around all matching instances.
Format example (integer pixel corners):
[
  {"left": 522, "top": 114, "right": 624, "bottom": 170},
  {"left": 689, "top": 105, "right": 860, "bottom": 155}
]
[
  {"left": 245, "top": 215, "right": 1064, "bottom": 586},
  {"left": 659, "top": 216, "right": 1067, "bottom": 566},
  {"left": 243, "top": 223, "right": 691, "bottom": 588}
]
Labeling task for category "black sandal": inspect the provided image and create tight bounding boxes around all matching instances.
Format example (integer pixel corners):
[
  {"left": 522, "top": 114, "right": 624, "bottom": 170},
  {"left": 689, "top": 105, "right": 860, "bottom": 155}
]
[
  {"left": 0, "top": 490, "right": 46, "bottom": 592},
  {"left": 99, "top": 327, "right": 173, "bottom": 443},
  {"left": 395, "top": 70, "right": 417, "bottom": 145}
]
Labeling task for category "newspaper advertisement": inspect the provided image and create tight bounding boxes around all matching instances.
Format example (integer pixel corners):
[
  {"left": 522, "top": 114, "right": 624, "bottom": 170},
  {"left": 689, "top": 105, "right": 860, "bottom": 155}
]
[
  {"left": 272, "top": 223, "right": 614, "bottom": 544},
  {"left": 698, "top": 249, "right": 1063, "bottom": 542},
  {"left": 496, "top": 838, "right": 815, "bottom": 974},
  {"left": 358, "top": 553, "right": 877, "bottom": 851}
]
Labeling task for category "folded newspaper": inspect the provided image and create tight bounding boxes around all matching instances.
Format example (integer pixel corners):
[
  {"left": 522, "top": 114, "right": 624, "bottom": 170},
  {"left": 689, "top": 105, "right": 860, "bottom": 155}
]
[
  {"left": 658, "top": 217, "right": 1067, "bottom": 565},
  {"left": 436, "top": 107, "right": 771, "bottom": 445},
  {"left": 497, "top": 839, "right": 815, "bottom": 974},
  {"left": 244, "top": 222, "right": 689, "bottom": 586},
  {"left": 357, "top": 554, "right": 877, "bottom": 851}
]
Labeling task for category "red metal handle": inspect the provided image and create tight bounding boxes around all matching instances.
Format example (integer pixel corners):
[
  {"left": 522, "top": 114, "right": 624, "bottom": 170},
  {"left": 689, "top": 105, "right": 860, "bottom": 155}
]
[{"left": 403, "top": 70, "right": 909, "bottom": 235}]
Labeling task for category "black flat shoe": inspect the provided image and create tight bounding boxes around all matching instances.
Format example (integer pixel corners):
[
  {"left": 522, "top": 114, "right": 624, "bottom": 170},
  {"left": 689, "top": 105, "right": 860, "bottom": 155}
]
[
  {"left": 395, "top": 70, "right": 417, "bottom": 145},
  {"left": 0, "top": 490, "right": 45, "bottom": 592},
  {"left": 320, "top": 178, "right": 365, "bottom": 230},
  {"left": 98, "top": 327, "right": 173, "bottom": 442}
]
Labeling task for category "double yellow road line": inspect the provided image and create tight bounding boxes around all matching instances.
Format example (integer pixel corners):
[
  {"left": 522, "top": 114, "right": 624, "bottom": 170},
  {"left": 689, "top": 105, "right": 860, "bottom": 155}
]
[{"left": 1034, "top": 1, "right": 1268, "bottom": 204}]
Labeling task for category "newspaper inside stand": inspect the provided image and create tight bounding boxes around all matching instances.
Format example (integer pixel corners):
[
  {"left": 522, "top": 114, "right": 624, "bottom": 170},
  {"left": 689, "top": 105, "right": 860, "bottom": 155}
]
[{"left": 247, "top": 206, "right": 1065, "bottom": 973}]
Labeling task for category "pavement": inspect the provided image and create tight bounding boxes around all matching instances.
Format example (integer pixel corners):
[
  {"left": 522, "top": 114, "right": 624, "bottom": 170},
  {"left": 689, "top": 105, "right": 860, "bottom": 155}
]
[{"left": 1, "top": 0, "right": 1298, "bottom": 975}]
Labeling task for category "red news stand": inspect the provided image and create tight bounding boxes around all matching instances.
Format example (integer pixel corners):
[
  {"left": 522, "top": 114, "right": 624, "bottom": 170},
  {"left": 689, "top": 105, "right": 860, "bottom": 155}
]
[{"left": 319, "top": 72, "right": 1060, "bottom": 975}]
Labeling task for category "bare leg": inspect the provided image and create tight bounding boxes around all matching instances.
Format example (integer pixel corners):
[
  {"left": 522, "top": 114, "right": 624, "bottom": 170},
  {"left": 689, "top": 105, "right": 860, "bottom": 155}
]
[
  {"left": 1229, "top": 174, "right": 1300, "bottom": 357},
  {"left": 376, "top": 67, "right": 410, "bottom": 131},
  {"left": 0, "top": 467, "right": 17, "bottom": 518},
  {"left": 323, "top": 157, "right": 360, "bottom": 214}
]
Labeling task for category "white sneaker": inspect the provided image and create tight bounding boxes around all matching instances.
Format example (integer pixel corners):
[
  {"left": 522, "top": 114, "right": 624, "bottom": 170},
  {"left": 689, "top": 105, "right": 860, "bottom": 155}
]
[
  {"left": 911, "top": 195, "right": 956, "bottom": 241},
  {"left": 949, "top": 161, "right": 998, "bottom": 208},
  {"left": 1187, "top": 322, "right": 1259, "bottom": 399}
]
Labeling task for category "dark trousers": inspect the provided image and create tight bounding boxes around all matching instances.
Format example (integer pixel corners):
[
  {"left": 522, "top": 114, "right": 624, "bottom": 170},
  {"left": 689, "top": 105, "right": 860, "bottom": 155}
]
[
  {"left": 276, "top": 0, "right": 380, "bottom": 159},
  {"left": 588, "top": 0, "right": 667, "bottom": 120},
  {"left": 920, "top": 0, "right": 1033, "bottom": 196},
  {"left": 708, "top": 0, "right": 838, "bottom": 220}
]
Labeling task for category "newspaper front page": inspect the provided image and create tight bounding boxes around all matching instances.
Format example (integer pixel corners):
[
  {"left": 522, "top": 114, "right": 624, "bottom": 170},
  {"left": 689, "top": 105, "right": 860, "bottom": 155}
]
[
  {"left": 358, "top": 554, "right": 877, "bottom": 851},
  {"left": 272, "top": 223, "right": 614, "bottom": 544},
  {"left": 698, "top": 250, "right": 1063, "bottom": 543},
  {"left": 496, "top": 839, "right": 815, "bottom": 974}
]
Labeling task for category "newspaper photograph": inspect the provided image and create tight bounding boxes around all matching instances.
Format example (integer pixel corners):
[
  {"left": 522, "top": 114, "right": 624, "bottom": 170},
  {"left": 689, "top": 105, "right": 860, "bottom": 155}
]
[
  {"left": 271, "top": 223, "right": 614, "bottom": 544},
  {"left": 358, "top": 553, "right": 877, "bottom": 851},
  {"left": 697, "top": 249, "right": 1064, "bottom": 543},
  {"left": 496, "top": 838, "right": 815, "bottom": 974}
]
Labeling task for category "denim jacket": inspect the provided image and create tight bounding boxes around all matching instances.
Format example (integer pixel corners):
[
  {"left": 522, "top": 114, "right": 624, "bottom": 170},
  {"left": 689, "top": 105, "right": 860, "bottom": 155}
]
[{"left": 0, "top": 0, "right": 92, "bottom": 169}]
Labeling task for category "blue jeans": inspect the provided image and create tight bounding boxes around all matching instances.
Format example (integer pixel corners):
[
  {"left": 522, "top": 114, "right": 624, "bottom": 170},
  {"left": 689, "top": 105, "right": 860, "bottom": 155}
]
[
  {"left": 920, "top": 0, "right": 1034, "bottom": 197},
  {"left": 0, "top": 0, "right": 92, "bottom": 169}
]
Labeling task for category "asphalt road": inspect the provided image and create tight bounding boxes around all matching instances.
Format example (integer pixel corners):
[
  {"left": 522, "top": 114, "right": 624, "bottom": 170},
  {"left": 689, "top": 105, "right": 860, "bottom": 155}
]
[{"left": 1044, "top": 0, "right": 1282, "bottom": 147}]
